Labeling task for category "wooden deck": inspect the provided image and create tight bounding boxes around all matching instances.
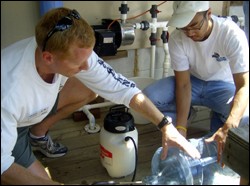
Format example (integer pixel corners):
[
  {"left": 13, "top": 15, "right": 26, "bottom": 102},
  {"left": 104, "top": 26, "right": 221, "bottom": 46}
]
[{"left": 35, "top": 107, "right": 212, "bottom": 184}]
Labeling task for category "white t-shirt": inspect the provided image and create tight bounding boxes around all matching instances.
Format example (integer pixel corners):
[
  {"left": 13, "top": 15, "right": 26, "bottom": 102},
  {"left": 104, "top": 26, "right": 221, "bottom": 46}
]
[
  {"left": 1, "top": 37, "right": 140, "bottom": 174},
  {"left": 169, "top": 15, "right": 249, "bottom": 83}
]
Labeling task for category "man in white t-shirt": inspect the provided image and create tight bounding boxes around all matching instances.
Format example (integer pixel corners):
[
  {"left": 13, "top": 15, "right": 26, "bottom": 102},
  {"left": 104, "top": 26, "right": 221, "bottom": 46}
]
[
  {"left": 143, "top": 1, "right": 249, "bottom": 165},
  {"left": 1, "top": 7, "right": 201, "bottom": 184}
]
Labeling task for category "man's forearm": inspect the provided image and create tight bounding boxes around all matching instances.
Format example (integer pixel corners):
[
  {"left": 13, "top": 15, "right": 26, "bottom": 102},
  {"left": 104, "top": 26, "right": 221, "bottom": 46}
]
[
  {"left": 129, "top": 92, "right": 164, "bottom": 126},
  {"left": 226, "top": 72, "right": 249, "bottom": 129},
  {"left": 175, "top": 84, "right": 191, "bottom": 127}
]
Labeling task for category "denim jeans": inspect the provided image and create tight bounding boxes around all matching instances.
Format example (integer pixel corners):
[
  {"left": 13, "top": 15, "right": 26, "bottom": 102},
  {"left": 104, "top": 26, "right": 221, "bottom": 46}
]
[{"left": 143, "top": 75, "right": 249, "bottom": 133}]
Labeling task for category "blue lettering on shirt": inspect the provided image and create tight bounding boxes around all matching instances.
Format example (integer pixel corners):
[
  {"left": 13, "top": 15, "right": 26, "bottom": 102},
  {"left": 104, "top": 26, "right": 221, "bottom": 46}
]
[{"left": 97, "top": 58, "right": 136, "bottom": 88}]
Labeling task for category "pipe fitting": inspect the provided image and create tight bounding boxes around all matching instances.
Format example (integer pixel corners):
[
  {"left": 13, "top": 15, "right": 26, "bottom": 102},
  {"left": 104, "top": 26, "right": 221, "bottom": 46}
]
[
  {"left": 149, "top": 33, "right": 157, "bottom": 46},
  {"left": 140, "top": 21, "right": 150, "bottom": 31},
  {"left": 149, "top": 5, "right": 159, "bottom": 18},
  {"left": 161, "top": 31, "right": 169, "bottom": 43}
]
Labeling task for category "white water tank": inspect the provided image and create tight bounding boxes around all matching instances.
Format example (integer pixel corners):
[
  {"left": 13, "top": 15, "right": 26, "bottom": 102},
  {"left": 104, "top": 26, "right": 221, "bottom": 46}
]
[{"left": 100, "top": 106, "right": 138, "bottom": 178}]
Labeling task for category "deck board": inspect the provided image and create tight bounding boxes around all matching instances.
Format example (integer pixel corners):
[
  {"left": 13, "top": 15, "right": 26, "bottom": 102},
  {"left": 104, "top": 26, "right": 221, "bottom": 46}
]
[{"left": 34, "top": 108, "right": 212, "bottom": 184}]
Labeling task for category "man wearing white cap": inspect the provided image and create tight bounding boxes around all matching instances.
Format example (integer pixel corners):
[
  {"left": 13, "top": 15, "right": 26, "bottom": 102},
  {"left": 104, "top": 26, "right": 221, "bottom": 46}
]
[{"left": 143, "top": 1, "right": 249, "bottom": 164}]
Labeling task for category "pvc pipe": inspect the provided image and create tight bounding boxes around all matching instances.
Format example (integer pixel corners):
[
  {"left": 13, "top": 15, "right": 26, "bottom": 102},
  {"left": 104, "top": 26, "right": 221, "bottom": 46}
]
[
  {"left": 150, "top": 16, "right": 157, "bottom": 79},
  {"left": 163, "top": 43, "right": 170, "bottom": 77},
  {"left": 147, "top": 21, "right": 168, "bottom": 79},
  {"left": 79, "top": 101, "right": 116, "bottom": 111},
  {"left": 150, "top": 45, "right": 156, "bottom": 78},
  {"left": 149, "top": 21, "right": 168, "bottom": 30},
  {"left": 133, "top": 21, "right": 169, "bottom": 79},
  {"left": 82, "top": 106, "right": 96, "bottom": 130},
  {"left": 80, "top": 101, "right": 116, "bottom": 131},
  {"left": 133, "top": 21, "right": 168, "bottom": 30}
]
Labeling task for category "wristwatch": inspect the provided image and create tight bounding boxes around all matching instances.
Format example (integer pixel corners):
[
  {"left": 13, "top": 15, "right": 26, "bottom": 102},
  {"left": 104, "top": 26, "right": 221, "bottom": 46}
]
[{"left": 157, "top": 116, "right": 172, "bottom": 130}]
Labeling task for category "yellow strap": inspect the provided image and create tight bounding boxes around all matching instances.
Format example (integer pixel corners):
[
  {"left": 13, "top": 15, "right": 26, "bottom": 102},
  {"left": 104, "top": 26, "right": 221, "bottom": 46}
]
[{"left": 176, "top": 125, "right": 187, "bottom": 132}]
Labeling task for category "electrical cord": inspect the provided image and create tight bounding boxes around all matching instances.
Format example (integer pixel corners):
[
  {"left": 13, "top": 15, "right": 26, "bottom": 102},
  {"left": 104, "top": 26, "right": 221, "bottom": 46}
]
[{"left": 124, "top": 136, "right": 138, "bottom": 183}]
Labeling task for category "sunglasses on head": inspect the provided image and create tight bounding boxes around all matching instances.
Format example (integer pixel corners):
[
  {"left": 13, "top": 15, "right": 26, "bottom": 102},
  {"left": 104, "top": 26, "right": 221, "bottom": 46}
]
[{"left": 42, "top": 9, "right": 81, "bottom": 51}]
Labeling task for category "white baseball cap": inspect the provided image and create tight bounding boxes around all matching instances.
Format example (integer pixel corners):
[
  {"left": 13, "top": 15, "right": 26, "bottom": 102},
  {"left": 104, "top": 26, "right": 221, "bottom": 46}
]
[{"left": 167, "top": 1, "right": 209, "bottom": 28}]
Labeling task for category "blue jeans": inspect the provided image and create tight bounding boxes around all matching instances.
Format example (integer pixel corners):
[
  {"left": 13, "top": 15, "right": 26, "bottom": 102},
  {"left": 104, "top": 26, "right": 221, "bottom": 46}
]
[{"left": 143, "top": 75, "right": 249, "bottom": 133}]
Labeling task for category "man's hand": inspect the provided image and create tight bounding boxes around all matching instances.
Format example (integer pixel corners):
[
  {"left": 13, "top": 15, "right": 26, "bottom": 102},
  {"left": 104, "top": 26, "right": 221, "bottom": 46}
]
[
  {"left": 160, "top": 124, "right": 201, "bottom": 160},
  {"left": 177, "top": 129, "right": 187, "bottom": 138},
  {"left": 176, "top": 125, "right": 187, "bottom": 138},
  {"left": 205, "top": 126, "right": 228, "bottom": 167}
]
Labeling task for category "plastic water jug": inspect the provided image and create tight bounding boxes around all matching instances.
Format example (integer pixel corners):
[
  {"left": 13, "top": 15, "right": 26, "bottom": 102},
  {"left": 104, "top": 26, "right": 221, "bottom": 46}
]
[
  {"left": 142, "top": 137, "right": 225, "bottom": 185},
  {"left": 100, "top": 105, "right": 138, "bottom": 178}
]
